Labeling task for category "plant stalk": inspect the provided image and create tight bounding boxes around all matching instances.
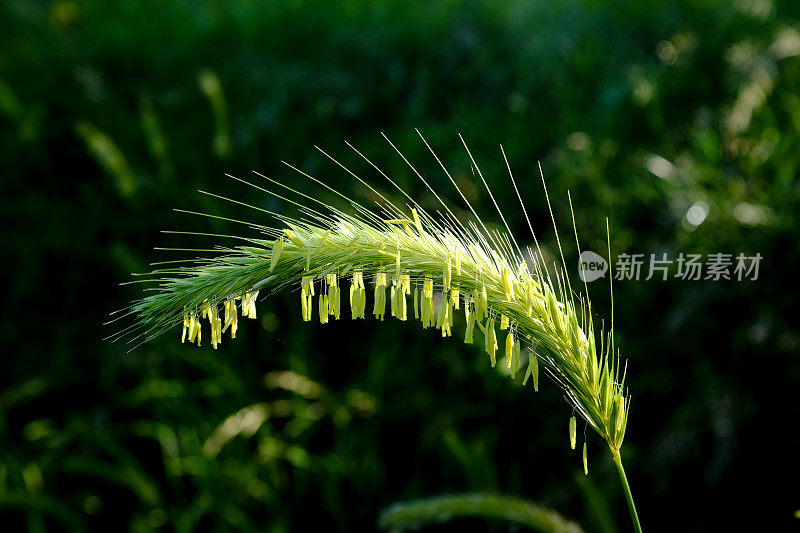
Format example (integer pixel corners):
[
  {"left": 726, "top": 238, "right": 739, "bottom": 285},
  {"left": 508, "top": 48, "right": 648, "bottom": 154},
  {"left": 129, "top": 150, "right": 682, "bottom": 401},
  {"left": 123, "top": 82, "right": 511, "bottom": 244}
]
[{"left": 612, "top": 449, "right": 642, "bottom": 533}]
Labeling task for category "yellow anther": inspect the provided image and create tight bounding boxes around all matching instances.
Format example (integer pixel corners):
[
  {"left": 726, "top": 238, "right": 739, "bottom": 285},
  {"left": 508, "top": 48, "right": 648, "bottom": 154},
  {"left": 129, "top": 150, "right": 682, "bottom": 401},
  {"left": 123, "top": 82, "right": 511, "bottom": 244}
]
[
  {"left": 350, "top": 271, "right": 366, "bottom": 319},
  {"left": 208, "top": 304, "right": 222, "bottom": 349},
  {"left": 333, "top": 285, "right": 341, "bottom": 319},
  {"left": 464, "top": 305, "right": 476, "bottom": 344},
  {"left": 399, "top": 285, "right": 407, "bottom": 321},
  {"left": 569, "top": 416, "right": 577, "bottom": 450},
  {"left": 301, "top": 279, "right": 314, "bottom": 321},
  {"left": 506, "top": 332, "right": 515, "bottom": 369},
  {"left": 473, "top": 288, "right": 483, "bottom": 319},
  {"left": 486, "top": 318, "right": 497, "bottom": 367},
  {"left": 444, "top": 256, "right": 452, "bottom": 291},
  {"left": 373, "top": 272, "right": 386, "bottom": 320},
  {"left": 327, "top": 274, "right": 340, "bottom": 320},
  {"left": 187, "top": 314, "right": 201, "bottom": 346},
  {"left": 523, "top": 353, "right": 539, "bottom": 391},
  {"left": 319, "top": 293, "right": 329, "bottom": 324},
  {"left": 223, "top": 299, "right": 238, "bottom": 339},
  {"left": 448, "top": 298, "right": 454, "bottom": 329},
  {"left": 187, "top": 314, "right": 195, "bottom": 342},
  {"left": 423, "top": 277, "right": 433, "bottom": 299},
  {"left": 392, "top": 277, "right": 407, "bottom": 321},
  {"left": 450, "top": 286, "right": 460, "bottom": 310},
  {"left": 436, "top": 297, "right": 447, "bottom": 330},
  {"left": 500, "top": 313, "right": 509, "bottom": 330},
  {"left": 181, "top": 314, "right": 189, "bottom": 343},
  {"left": 243, "top": 291, "right": 259, "bottom": 319},
  {"left": 583, "top": 442, "right": 588, "bottom": 475},
  {"left": 420, "top": 278, "right": 434, "bottom": 328}
]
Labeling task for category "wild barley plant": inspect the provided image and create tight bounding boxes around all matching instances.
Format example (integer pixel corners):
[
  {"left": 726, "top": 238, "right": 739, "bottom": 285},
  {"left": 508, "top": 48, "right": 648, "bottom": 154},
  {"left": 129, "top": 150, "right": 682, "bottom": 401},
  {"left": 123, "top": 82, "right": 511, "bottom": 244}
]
[{"left": 114, "top": 132, "right": 641, "bottom": 532}]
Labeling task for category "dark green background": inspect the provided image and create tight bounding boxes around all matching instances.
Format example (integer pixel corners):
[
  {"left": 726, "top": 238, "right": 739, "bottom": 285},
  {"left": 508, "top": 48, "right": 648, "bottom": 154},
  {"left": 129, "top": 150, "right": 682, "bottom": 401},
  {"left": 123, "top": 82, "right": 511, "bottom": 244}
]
[{"left": 2, "top": 0, "right": 799, "bottom": 531}]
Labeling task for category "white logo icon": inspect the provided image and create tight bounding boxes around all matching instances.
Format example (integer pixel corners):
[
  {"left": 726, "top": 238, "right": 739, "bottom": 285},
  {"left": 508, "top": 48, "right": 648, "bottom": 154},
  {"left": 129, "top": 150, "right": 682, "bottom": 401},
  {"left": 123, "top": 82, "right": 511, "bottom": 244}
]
[{"left": 578, "top": 251, "right": 608, "bottom": 282}]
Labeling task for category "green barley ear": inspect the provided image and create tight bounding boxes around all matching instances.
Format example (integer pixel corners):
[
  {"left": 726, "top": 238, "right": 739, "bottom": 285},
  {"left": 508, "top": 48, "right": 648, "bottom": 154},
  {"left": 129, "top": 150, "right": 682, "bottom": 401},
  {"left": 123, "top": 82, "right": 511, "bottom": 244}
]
[{"left": 111, "top": 132, "right": 641, "bottom": 533}]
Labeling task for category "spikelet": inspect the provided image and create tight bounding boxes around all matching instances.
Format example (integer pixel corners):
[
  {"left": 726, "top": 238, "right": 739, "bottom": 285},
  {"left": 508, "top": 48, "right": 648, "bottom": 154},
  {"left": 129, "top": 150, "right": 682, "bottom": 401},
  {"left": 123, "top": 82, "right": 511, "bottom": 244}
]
[
  {"left": 615, "top": 395, "right": 626, "bottom": 433},
  {"left": 270, "top": 236, "right": 283, "bottom": 272}
]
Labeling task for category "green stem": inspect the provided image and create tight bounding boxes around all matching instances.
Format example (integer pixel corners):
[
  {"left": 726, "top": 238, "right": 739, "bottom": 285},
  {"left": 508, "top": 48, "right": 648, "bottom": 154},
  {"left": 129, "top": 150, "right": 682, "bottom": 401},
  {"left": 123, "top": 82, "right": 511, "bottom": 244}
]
[{"left": 612, "top": 449, "right": 642, "bottom": 533}]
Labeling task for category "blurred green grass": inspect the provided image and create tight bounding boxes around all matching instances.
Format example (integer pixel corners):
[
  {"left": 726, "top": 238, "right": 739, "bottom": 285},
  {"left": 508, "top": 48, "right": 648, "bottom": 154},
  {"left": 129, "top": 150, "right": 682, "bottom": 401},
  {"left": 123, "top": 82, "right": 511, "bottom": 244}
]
[{"left": 1, "top": 0, "right": 799, "bottom": 531}]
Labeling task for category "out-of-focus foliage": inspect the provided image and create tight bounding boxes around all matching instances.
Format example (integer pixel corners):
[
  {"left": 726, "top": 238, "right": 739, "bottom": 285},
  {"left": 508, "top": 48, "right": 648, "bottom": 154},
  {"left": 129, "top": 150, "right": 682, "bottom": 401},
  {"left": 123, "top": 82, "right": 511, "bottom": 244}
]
[{"left": 1, "top": 0, "right": 798, "bottom": 531}]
